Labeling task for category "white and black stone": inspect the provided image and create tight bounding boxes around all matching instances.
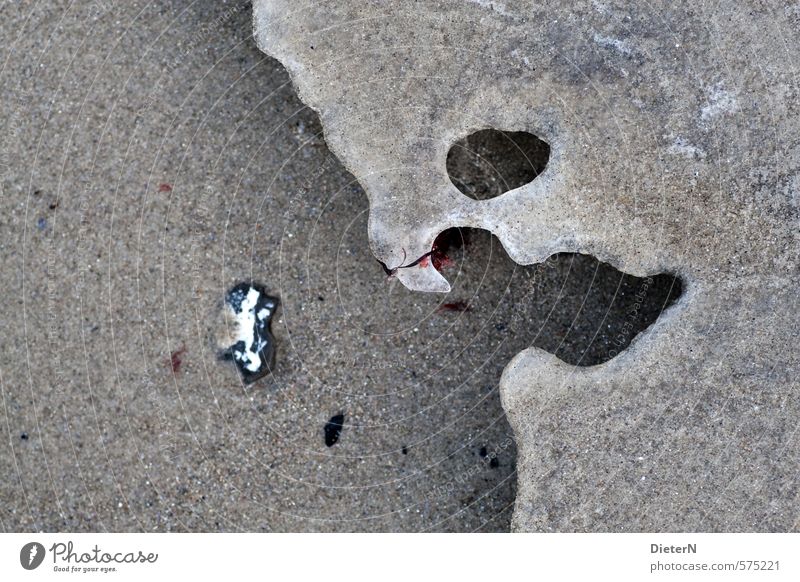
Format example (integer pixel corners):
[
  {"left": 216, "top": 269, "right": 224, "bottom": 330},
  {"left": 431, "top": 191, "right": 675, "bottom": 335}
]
[{"left": 221, "top": 283, "right": 279, "bottom": 384}]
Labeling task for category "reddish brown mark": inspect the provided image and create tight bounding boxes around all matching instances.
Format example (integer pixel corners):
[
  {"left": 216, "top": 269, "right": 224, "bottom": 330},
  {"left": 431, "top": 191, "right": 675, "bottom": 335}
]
[
  {"left": 422, "top": 228, "right": 467, "bottom": 272},
  {"left": 431, "top": 251, "right": 455, "bottom": 271},
  {"left": 437, "top": 301, "right": 470, "bottom": 313},
  {"left": 168, "top": 344, "right": 187, "bottom": 373},
  {"left": 158, "top": 183, "right": 173, "bottom": 192},
  {"left": 379, "top": 228, "right": 469, "bottom": 278}
]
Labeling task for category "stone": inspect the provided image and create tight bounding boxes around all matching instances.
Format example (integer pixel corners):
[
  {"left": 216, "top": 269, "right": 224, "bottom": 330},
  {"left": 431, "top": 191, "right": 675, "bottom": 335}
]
[
  {"left": 219, "top": 283, "right": 279, "bottom": 384},
  {"left": 254, "top": 0, "right": 800, "bottom": 530}
]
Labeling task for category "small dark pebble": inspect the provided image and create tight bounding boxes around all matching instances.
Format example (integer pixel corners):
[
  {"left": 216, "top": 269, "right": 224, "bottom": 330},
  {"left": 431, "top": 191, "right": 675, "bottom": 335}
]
[
  {"left": 401, "top": 446, "right": 408, "bottom": 455},
  {"left": 20, "top": 432, "right": 28, "bottom": 441},
  {"left": 490, "top": 457, "right": 500, "bottom": 468},
  {"left": 479, "top": 446, "right": 487, "bottom": 457},
  {"left": 324, "top": 413, "right": 345, "bottom": 447}
]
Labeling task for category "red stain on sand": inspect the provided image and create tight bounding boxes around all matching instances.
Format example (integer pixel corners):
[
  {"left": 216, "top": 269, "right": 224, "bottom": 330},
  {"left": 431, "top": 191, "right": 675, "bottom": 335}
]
[
  {"left": 158, "top": 183, "right": 173, "bottom": 192},
  {"left": 168, "top": 345, "right": 187, "bottom": 374},
  {"left": 437, "top": 301, "right": 470, "bottom": 313}
]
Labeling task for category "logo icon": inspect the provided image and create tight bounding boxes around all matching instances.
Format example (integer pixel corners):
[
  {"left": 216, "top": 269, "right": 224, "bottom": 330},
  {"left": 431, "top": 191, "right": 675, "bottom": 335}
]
[{"left": 20, "top": 542, "right": 46, "bottom": 570}]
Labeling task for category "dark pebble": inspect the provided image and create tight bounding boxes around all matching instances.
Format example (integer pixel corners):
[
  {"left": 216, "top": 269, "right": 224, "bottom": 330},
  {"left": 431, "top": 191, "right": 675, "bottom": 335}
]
[{"left": 324, "top": 413, "right": 345, "bottom": 447}]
